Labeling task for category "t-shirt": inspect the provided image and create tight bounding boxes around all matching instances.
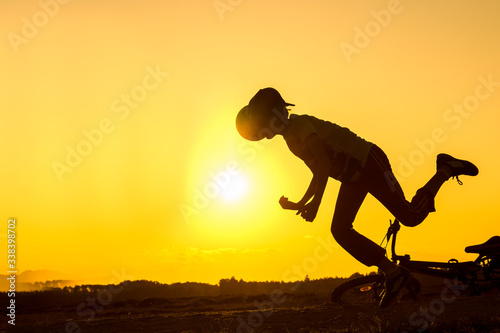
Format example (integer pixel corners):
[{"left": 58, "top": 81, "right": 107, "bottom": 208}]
[{"left": 283, "top": 114, "right": 374, "bottom": 182}]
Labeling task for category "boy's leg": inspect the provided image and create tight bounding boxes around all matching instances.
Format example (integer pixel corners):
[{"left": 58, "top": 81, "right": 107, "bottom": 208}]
[
  {"left": 330, "top": 182, "right": 386, "bottom": 267},
  {"left": 357, "top": 147, "right": 478, "bottom": 306},
  {"left": 365, "top": 148, "right": 478, "bottom": 227},
  {"left": 363, "top": 146, "right": 443, "bottom": 227},
  {"left": 376, "top": 169, "right": 446, "bottom": 226}
]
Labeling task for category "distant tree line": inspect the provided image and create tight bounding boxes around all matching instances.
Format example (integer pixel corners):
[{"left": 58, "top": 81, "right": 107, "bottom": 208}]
[{"left": 2, "top": 272, "right": 372, "bottom": 302}]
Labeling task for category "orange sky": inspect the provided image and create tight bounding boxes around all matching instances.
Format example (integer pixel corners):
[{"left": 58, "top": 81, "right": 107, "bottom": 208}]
[{"left": 1, "top": 0, "right": 500, "bottom": 286}]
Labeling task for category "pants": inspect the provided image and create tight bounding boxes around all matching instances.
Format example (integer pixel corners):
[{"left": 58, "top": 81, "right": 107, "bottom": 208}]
[{"left": 331, "top": 145, "right": 436, "bottom": 267}]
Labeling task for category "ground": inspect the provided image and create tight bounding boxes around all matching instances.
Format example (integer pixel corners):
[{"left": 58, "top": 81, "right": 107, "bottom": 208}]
[{"left": 3, "top": 286, "right": 500, "bottom": 333}]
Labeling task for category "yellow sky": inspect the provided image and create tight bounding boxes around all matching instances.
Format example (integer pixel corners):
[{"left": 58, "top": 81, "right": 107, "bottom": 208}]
[{"left": 1, "top": 0, "right": 499, "bottom": 286}]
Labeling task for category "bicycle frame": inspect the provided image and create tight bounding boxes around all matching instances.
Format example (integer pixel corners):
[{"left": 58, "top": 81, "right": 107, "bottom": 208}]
[
  {"left": 331, "top": 219, "right": 499, "bottom": 305},
  {"left": 385, "top": 219, "right": 485, "bottom": 286}
]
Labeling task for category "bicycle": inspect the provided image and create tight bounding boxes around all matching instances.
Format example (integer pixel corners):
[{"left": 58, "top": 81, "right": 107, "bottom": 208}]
[{"left": 331, "top": 219, "right": 500, "bottom": 306}]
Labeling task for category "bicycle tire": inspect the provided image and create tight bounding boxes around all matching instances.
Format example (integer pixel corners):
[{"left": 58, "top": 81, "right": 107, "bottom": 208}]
[{"left": 331, "top": 274, "right": 385, "bottom": 306}]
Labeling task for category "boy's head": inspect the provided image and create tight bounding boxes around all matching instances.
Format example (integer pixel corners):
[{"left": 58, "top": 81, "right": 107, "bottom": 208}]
[{"left": 236, "top": 88, "right": 294, "bottom": 141}]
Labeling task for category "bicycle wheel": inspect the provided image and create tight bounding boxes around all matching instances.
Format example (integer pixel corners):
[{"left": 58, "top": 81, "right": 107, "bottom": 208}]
[{"left": 331, "top": 275, "right": 385, "bottom": 306}]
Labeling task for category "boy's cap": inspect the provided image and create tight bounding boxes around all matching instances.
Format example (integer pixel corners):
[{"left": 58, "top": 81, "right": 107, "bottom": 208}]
[
  {"left": 249, "top": 87, "right": 295, "bottom": 109},
  {"left": 236, "top": 88, "right": 294, "bottom": 141}
]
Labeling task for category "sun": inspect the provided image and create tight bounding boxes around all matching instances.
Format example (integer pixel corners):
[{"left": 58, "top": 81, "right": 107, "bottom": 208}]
[{"left": 220, "top": 173, "right": 248, "bottom": 202}]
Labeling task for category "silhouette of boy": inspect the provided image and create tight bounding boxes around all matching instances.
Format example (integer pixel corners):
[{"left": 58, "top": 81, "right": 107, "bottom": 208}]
[{"left": 236, "top": 87, "right": 478, "bottom": 307}]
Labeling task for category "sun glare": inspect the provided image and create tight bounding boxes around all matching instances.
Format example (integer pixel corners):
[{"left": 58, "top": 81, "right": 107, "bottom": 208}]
[{"left": 220, "top": 174, "right": 248, "bottom": 202}]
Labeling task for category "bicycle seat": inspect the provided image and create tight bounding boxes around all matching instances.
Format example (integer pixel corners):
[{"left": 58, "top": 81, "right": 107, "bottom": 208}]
[{"left": 465, "top": 236, "right": 500, "bottom": 255}]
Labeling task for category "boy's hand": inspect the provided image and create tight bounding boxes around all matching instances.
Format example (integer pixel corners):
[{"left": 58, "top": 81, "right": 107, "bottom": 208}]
[
  {"left": 280, "top": 196, "right": 320, "bottom": 222},
  {"left": 279, "top": 196, "right": 302, "bottom": 210},
  {"left": 297, "top": 200, "right": 320, "bottom": 222}
]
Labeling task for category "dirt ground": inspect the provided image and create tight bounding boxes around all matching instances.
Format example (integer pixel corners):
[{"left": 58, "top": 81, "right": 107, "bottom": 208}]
[{"left": 4, "top": 287, "right": 500, "bottom": 333}]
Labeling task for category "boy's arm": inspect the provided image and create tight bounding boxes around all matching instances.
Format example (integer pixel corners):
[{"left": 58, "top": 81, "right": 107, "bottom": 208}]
[
  {"left": 298, "top": 173, "right": 318, "bottom": 206},
  {"left": 296, "top": 133, "right": 331, "bottom": 222},
  {"left": 279, "top": 173, "right": 317, "bottom": 210}
]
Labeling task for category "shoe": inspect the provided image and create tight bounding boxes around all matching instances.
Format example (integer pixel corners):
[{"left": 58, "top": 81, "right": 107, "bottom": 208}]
[
  {"left": 379, "top": 266, "right": 413, "bottom": 308},
  {"left": 400, "top": 277, "right": 421, "bottom": 301},
  {"left": 437, "top": 154, "right": 478, "bottom": 185}
]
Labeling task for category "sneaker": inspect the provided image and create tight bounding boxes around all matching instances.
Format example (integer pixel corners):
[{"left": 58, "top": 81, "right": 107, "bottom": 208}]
[
  {"left": 400, "top": 277, "right": 422, "bottom": 301},
  {"left": 379, "top": 266, "right": 413, "bottom": 308},
  {"left": 437, "top": 154, "right": 478, "bottom": 185}
]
